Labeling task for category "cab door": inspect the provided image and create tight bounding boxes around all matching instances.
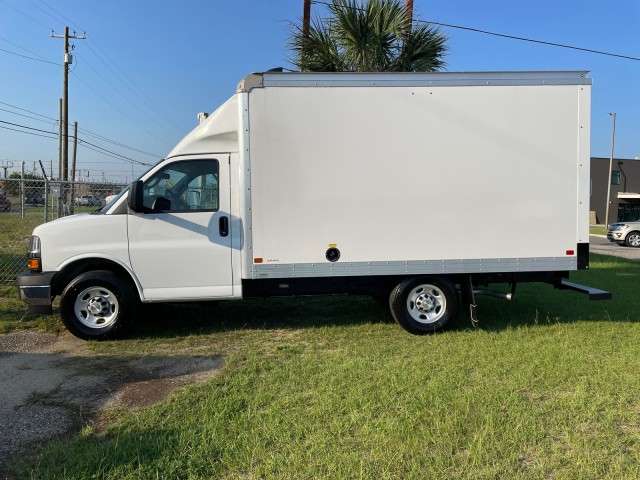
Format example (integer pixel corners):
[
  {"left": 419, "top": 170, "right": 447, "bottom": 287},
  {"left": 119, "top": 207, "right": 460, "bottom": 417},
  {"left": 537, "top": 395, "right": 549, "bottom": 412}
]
[{"left": 127, "top": 155, "right": 233, "bottom": 301}]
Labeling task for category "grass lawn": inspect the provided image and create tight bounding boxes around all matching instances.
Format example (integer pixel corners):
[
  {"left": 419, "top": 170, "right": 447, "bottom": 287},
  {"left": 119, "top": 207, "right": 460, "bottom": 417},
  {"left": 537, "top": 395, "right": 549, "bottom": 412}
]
[
  {"left": 589, "top": 225, "right": 608, "bottom": 236},
  {"left": 6, "top": 253, "right": 640, "bottom": 479}
]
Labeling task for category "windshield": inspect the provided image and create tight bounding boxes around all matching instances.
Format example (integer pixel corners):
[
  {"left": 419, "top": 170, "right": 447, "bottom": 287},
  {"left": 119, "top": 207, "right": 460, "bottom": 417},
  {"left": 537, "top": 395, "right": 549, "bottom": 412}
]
[
  {"left": 98, "top": 187, "right": 129, "bottom": 213},
  {"left": 97, "top": 160, "right": 164, "bottom": 213}
]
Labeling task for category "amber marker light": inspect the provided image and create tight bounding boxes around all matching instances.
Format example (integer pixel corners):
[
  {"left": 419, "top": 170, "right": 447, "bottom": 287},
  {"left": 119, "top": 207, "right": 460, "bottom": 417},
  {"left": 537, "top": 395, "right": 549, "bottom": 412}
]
[
  {"left": 254, "top": 258, "right": 264, "bottom": 264},
  {"left": 27, "top": 258, "right": 41, "bottom": 271}
]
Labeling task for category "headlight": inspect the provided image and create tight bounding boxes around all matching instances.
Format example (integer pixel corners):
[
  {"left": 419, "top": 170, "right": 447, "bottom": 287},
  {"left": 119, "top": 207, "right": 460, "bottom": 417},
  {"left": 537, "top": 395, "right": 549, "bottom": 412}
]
[
  {"left": 27, "top": 235, "right": 41, "bottom": 272},
  {"left": 610, "top": 224, "right": 627, "bottom": 231},
  {"left": 28, "top": 235, "right": 41, "bottom": 254}
]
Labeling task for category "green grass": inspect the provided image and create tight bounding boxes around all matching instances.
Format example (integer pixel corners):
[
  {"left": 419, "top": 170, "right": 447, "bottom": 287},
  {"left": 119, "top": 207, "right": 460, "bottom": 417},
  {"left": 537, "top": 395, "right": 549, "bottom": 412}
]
[
  {"left": 0, "top": 285, "right": 64, "bottom": 334},
  {"left": 7, "top": 254, "right": 640, "bottom": 478},
  {"left": 590, "top": 225, "right": 607, "bottom": 235}
]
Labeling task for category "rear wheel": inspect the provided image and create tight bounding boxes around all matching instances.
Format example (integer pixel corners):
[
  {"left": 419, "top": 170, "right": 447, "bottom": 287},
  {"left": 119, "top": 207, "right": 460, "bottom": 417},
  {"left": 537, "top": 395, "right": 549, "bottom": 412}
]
[
  {"left": 625, "top": 231, "right": 640, "bottom": 248},
  {"left": 60, "top": 270, "right": 137, "bottom": 340},
  {"left": 389, "top": 277, "right": 459, "bottom": 334}
]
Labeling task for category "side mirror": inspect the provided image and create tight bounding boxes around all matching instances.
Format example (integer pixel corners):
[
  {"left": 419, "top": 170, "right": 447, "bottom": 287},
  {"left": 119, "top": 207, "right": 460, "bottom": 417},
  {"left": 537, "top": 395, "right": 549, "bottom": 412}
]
[{"left": 128, "top": 180, "right": 144, "bottom": 212}]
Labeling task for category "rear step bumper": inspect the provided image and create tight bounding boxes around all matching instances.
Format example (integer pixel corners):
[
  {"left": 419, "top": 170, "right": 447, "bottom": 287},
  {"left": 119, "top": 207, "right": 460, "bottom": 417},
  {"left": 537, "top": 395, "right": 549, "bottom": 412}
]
[{"left": 558, "top": 280, "right": 612, "bottom": 300}]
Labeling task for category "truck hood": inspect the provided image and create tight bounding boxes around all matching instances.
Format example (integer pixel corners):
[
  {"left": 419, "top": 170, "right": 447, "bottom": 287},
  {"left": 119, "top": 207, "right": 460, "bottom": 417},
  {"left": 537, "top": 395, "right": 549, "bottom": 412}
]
[
  {"left": 33, "top": 212, "right": 94, "bottom": 237},
  {"left": 33, "top": 213, "right": 130, "bottom": 272}
]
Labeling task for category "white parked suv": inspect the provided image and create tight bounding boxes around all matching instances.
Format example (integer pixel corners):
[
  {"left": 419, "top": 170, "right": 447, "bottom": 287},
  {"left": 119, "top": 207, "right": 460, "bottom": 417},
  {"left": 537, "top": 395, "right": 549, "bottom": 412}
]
[
  {"left": 607, "top": 222, "right": 640, "bottom": 247},
  {"left": 74, "top": 194, "right": 102, "bottom": 207}
]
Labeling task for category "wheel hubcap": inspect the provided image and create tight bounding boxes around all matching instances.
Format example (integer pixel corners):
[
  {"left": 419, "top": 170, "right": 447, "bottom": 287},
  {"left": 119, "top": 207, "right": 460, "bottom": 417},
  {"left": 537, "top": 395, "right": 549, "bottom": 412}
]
[
  {"left": 415, "top": 293, "right": 436, "bottom": 312},
  {"left": 74, "top": 287, "right": 119, "bottom": 329},
  {"left": 407, "top": 284, "right": 446, "bottom": 324},
  {"left": 87, "top": 296, "right": 110, "bottom": 316}
]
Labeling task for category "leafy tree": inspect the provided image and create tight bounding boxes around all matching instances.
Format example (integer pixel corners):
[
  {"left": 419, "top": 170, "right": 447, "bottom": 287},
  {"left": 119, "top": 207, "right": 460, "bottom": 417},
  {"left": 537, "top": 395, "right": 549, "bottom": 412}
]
[
  {"left": 289, "top": 0, "right": 447, "bottom": 72},
  {"left": 4, "top": 171, "right": 43, "bottom": 196}
]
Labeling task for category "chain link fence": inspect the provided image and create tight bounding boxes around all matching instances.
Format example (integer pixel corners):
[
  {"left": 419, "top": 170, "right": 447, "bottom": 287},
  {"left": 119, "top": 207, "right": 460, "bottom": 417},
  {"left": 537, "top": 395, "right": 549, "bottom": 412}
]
[{"left": 0, "top": 178, "right": 126, "bottom": 284}]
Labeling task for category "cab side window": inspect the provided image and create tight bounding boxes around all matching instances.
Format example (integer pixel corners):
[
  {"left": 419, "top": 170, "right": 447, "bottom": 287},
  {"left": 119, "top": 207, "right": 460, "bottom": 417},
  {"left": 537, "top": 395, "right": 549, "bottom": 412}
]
[{"left": 142, "top": 159, "right": 219, "bottom": 212}]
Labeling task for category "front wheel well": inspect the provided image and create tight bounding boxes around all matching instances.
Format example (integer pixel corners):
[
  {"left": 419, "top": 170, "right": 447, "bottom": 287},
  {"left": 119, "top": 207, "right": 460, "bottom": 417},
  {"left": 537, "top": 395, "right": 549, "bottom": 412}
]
[
  {"left": 625, "top": 231, "right": 640, "bottom": 248},
  {"left": 52, "top": 259, "right": 138, "bottom": 298}
]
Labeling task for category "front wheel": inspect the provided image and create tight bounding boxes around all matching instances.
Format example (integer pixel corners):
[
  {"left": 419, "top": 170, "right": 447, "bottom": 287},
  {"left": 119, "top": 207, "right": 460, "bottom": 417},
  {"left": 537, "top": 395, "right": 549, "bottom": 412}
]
[
  {"left": 60, "top": 270, "right": 137, "bottom": 340},
  {"left": 625, "top": 231, "right": 640, "bottom": 248},
  {"left": 389, "top": 277, "right": 459, "bottom": 335}
]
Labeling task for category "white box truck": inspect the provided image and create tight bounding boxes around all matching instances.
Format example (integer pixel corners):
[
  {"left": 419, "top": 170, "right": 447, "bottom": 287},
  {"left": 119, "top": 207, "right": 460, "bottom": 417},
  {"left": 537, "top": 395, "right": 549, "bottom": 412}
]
[{"left": 17, "top": 71, "right": 610, "bottom": 339}]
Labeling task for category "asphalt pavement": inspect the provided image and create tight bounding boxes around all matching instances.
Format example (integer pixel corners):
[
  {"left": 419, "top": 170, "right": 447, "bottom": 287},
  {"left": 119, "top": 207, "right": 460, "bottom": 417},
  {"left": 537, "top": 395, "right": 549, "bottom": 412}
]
[
  {"left": 589, "top": 235, "right": 640, "bottom": 260},
  {"left": 0, "top": 332, "right": 222, "bottom": 475}
]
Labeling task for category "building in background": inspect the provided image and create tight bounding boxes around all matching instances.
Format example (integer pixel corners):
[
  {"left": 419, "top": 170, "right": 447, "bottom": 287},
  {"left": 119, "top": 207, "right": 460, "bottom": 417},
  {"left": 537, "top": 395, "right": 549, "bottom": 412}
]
[{"left": 591, "top": 157, "right": 640, "bottom": 225}]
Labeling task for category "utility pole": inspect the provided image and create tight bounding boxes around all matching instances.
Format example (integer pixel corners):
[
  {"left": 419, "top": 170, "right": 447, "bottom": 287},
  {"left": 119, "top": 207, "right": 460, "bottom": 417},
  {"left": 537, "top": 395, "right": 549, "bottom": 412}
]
[
  {"left": 70, "top": 121, "right": 78, "bottom": 214},
  {"left": 405, "top": 0, "right": 414, "bottom": 32},
  {"left": 51, "top": 27, "right": 86, "bottom": 182},
  {"left": 51, "top": 27, "right": 85, "bottom": 215},
  {"left": 604, "top": 112, "right": 617, "bottom": 227},
  {"left": 302, "top": 0, "right": 311, "bottom": 70},
  {"left": 57, "top": 98, "right": 62, "bottom": 180}
]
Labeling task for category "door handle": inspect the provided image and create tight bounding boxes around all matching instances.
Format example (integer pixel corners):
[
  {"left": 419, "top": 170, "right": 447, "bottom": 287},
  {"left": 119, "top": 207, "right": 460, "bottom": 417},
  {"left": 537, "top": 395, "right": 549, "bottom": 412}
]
[{"left": 219, "top": 216, "right": 229, "bottom": 237}]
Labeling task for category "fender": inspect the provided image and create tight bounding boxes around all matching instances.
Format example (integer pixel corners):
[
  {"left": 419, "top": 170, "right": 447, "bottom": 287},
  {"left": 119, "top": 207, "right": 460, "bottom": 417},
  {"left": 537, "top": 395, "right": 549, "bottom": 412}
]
[{"left": 55, "top": 253, "right": 146, "bottom": 302}]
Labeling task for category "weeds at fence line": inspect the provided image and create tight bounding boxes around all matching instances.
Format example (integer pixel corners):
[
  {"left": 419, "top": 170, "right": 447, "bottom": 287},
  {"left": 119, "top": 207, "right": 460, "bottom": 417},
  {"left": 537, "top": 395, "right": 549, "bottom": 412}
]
[{"left": 0, "top": 178, "right": 126, "bottom": 284}]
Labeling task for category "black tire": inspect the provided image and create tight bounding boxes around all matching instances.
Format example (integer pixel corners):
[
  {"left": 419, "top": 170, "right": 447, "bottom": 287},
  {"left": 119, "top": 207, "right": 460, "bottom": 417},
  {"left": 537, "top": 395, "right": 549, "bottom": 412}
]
[
  {"left": 625, "top": 231, "right": 640, "bottom": 248},
  {"left": 60, "top": 270, "right": 138, "bottom": 340},
  {"left": 389, "top": 277, "right": 459, "bottom": 335}
]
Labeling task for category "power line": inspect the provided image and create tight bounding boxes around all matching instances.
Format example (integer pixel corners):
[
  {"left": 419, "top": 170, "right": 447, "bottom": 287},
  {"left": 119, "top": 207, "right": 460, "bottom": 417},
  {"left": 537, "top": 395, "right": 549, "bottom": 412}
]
[
  {"left": 309, "top": 0, "right": 640, "bottom": 62},
  {"left": 71, "top": 71, "right": 175, "bottom": 148},
  {"left": 1, "top": 2, "right": 180, "bottom": 151},
  {"left": 76, "top": 127, "right": 161, "bottom": 158},
  {"left": 0, "top": 123, "right": 58, "bottom": 140},
  {"left": 0, "top": 35, "right": 54, "bottom": 62},
  {"left": 77, "top": 138, "right": 151, "bottom": 166},
  {"left": 0, "top": 107, "right": 58, "bottom": 125},
  {"left": 0, "top": 0, "right": 52, "bottom": 29},
  {"left": 0, "top": 118, "right": 151, "bottom": 166},
  {"left": 421, "top": 20, "right": 640, "bottom": 62},
  {"left": 83, "top": 41, "right": 186, "bottom": 135},
  {"left": 0, "top": 119, "right": 55, "bottom": 135},
  {"left": 28, "top": 1, "right": 185, "bottom": 137},
  {"left": 28, "top": 0, "right": 183, "bottom": 138},
  {"left": 0, "top": 46, "right": 59, "bottom": 65},
  {"left": 0, "top": 101, "right": 57, "bottom": 121},
  {"left": 73, "top": 51, "right": 184, "bottom": 139},
  {"left": 26, "top": 0, "right": 65, "bottom": 29},
  {"left": 0, "top": 100, "right": 162, "bottom": 157},
  {"left": 36, "top": 0, "right": 85, "bottom": 33},
  {"left": 76, "top": 141, "right": 150, "bottom": 165}
]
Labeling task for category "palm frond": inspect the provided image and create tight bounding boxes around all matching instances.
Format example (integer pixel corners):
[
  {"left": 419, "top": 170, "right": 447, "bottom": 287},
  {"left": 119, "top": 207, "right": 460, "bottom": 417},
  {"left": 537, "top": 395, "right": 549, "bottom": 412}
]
[{"left": 288, "top": 0, "right": 447, "bottom": 72}]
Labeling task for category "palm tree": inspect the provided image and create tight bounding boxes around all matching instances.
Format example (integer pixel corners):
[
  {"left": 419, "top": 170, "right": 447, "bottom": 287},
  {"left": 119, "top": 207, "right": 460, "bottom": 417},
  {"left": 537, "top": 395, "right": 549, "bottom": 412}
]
[{"left": 289, "top": 0, "right": 448, "bottom": 72}]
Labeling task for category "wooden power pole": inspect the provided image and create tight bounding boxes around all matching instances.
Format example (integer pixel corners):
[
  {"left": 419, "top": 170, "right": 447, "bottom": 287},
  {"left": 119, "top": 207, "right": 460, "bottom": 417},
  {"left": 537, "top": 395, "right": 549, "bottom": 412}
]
[
  {"left": 302, "top": 0, "right": 311, "bottom": 70},
  {"left": 51, "top": 28, "right": 86, "bottom": 180},
  {"left": 70, "top": 121, "right": 78, "bottom": 214},
  {"left": 405, "top": 0, "right": 414, "bottom": 32}
]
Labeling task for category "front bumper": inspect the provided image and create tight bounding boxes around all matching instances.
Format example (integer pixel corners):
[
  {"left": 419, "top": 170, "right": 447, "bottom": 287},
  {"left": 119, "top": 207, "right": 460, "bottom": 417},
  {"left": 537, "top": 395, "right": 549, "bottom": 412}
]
[
  {"left": 607, "top": 231, "right": 625, "bottom": 242},
  {"left": 16, "top": 271, "right": 57, "bottom": 314}
]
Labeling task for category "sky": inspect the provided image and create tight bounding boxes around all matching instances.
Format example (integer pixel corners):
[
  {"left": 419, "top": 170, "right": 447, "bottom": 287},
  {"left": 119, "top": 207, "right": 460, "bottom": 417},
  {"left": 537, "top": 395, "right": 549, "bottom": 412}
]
[{"left": 0, "top": 0, "right": 638, "bottom": 183}]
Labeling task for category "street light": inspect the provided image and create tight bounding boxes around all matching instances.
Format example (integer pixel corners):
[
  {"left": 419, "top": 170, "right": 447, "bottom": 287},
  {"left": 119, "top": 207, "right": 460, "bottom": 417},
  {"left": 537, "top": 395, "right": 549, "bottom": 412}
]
[{"left": 604, "top": 112, "right": 616, "bottom": 227}]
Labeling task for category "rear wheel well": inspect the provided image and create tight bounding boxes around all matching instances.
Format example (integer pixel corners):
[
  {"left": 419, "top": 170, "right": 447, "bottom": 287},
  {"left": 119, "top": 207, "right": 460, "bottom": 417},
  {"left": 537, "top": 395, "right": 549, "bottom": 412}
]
[{"left": 52, "top": 260, "right": 138, "bottom": 298}]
